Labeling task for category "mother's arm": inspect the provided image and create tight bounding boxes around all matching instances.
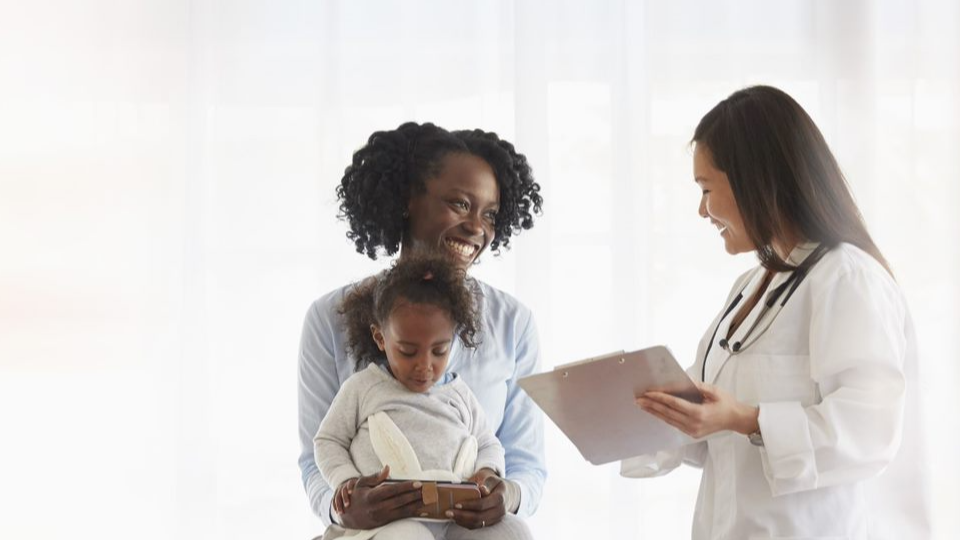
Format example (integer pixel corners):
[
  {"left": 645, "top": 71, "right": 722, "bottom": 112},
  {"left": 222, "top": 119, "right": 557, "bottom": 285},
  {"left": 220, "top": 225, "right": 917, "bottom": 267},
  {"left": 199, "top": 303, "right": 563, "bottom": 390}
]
[
  {"left": 498, "top": 309, "right": 547, "bottom": 516},
  {"left": 447, "top": 309, "right": 545, "bottom": 529},
  {"left": 298, "top": 297, "right": 344, "bottom": 526}
]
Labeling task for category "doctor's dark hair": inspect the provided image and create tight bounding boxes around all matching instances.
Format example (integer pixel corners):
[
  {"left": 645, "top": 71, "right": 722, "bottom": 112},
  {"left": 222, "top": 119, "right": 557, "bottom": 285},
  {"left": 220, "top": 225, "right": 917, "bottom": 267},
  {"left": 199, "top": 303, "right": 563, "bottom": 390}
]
[
  {"left": 338, "top": 254, "right": 481, "bottom": 370},
  {"left": 336, "top": 122, "right": 543, "bottom": 259},
  {"left": 693, "top": 85, "right": 890, "bottom": 274}
]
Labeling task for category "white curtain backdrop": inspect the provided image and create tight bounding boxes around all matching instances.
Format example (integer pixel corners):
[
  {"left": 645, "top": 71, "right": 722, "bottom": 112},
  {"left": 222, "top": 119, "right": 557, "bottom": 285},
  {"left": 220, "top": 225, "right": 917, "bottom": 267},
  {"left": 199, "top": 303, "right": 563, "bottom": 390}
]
[{"left": 2, "top": 1, "right": 958, "bottom": 538}]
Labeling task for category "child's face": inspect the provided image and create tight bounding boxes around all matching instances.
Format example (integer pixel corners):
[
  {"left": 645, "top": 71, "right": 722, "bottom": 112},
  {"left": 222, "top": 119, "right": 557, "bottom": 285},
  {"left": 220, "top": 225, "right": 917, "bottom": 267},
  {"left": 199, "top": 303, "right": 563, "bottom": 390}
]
[{"left": 372, "top": 301, "right": 456, "bottom": 393}]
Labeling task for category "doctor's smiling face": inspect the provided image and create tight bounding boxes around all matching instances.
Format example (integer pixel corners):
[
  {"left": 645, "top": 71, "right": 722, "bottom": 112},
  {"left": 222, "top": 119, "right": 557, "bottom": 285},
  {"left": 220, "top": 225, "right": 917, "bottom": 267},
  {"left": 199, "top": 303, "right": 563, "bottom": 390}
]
[{"left": 694, "top": 144, "right": 754, "bottom": 255}]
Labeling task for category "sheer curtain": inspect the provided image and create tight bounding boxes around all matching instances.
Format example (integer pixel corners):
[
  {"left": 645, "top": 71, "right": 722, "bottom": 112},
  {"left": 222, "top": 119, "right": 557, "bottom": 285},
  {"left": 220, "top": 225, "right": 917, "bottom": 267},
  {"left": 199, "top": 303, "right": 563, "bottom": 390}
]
[{"left": 2, "top": 1, "right": 957, "bottom": 538}]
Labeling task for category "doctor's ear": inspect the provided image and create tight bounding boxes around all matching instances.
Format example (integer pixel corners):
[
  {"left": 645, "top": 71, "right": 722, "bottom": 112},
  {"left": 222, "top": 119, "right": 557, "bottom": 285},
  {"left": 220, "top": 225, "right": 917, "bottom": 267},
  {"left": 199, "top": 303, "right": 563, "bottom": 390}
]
[{"left": 371, "top": 325, "right": 385, "bottom": 351}]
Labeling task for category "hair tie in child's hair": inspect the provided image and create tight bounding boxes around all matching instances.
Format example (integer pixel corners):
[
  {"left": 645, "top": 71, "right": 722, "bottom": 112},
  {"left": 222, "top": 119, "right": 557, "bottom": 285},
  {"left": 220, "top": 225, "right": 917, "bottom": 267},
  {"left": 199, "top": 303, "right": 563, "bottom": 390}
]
[{"left": 422, "top": 271, "right": 434, "bottom": 281}]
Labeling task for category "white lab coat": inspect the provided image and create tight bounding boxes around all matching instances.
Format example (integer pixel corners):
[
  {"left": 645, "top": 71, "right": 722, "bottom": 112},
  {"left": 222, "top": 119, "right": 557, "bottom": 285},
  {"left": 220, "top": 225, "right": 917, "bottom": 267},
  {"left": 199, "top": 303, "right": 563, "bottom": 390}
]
[{"left": 622, "top": 243, "right": 931, "bottom": 540}]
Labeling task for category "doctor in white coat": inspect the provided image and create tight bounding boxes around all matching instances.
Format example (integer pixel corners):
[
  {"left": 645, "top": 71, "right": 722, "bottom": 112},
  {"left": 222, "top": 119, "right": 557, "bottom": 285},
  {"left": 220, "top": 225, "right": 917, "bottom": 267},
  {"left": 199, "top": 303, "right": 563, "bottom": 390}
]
[{"left": 623, "top": 85, "right": 931, "bottom": 540}]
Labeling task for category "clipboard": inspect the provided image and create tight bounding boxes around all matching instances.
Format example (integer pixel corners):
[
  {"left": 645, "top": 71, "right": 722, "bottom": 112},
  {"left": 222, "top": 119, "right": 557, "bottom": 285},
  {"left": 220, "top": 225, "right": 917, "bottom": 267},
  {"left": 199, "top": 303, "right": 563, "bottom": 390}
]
[{"left": 518, "top": 346, "right": 702, "bottom": 465}]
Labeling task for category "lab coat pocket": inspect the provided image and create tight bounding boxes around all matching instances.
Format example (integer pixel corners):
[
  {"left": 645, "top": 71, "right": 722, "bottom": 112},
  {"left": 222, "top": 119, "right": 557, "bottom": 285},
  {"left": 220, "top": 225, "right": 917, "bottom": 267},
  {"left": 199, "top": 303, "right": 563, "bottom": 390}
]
[{"left": 740, "top": 354, "right": 817, "bottom": 405}]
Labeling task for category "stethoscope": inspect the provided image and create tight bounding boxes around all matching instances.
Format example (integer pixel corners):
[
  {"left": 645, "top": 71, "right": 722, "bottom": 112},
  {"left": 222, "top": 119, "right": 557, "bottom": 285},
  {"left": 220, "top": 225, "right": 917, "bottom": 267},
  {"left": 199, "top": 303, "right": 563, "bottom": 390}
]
[{"left": 701, "top": 244, "right": 830, "bottom": 382}]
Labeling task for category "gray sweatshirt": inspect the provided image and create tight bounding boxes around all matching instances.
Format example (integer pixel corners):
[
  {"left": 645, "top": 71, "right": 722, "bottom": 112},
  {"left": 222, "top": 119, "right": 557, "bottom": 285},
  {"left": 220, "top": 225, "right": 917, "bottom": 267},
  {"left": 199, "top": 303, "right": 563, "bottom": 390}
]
[{"left": 314, "top": 364, "right": 506, "bottom": 490}]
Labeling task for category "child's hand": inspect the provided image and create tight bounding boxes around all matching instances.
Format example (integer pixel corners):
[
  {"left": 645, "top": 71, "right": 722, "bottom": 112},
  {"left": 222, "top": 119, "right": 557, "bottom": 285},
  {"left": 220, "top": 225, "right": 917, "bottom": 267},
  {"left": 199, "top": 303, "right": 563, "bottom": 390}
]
[
  {"left": 334, "top": 478, "right": 359, "bottom": 515},
  {"left": 467, "top": 467, "right": 501, "bottom": 496}
]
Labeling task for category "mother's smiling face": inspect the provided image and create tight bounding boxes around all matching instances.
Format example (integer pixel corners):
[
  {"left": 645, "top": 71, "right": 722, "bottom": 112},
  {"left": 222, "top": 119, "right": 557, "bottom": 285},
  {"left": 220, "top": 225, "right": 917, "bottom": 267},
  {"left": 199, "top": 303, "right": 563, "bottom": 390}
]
[{"left": 403, "top": 152, "right": 500, "bottom": 270}]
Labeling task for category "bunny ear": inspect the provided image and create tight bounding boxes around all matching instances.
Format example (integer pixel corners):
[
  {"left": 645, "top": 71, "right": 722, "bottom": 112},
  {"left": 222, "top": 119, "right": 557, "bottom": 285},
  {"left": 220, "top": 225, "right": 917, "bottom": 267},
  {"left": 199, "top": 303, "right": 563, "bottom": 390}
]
[
  {"left": 368, "top": 412, "right": 422, "bottom": 479},
  {"left": 452, "top": 435, "right": 478, "bottom": 480}
]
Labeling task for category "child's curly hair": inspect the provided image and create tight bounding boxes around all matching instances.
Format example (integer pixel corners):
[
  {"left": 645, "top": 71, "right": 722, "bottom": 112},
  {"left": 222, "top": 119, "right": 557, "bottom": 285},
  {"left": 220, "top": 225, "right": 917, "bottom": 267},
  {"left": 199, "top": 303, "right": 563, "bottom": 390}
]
[{"left": 339, "top": 254, "right": 482, "bottom": 370}]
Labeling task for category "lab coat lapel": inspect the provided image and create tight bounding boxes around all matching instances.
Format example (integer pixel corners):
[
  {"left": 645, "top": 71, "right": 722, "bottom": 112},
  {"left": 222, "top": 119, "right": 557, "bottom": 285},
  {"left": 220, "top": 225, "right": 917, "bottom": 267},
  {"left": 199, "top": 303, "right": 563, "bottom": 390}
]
[
  {"left": 703, "top": 323, "right": 733, "bottom": 384},
  {"left": 722, "top": 269, "right": 792, "bottom": 357},
  {"left": 703, "top": 266, "right": 776, "bottom": 383},
  {"left": 707, "top": 243, "right": 823, "bottom": 383}
]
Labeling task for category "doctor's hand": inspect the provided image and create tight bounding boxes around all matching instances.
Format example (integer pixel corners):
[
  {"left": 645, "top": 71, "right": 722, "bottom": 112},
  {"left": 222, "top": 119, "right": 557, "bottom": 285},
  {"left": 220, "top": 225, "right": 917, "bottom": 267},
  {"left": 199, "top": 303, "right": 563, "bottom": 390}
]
[
  {"left": 444, "top": 467, "right": 506, "bottom": 530},
  {"left": 637, "top": 381, "right": 760, "bottom": 439},
  {"left": 336, "top": 465, "right": 424, "bottom": 530}
]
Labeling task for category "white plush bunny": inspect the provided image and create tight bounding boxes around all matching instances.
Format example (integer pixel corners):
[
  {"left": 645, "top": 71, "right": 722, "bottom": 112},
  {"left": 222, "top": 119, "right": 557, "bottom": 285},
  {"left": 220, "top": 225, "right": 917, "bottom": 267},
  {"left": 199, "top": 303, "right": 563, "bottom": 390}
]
[{"left": 327, "top": 412, "right": 480, "bottom": 540}]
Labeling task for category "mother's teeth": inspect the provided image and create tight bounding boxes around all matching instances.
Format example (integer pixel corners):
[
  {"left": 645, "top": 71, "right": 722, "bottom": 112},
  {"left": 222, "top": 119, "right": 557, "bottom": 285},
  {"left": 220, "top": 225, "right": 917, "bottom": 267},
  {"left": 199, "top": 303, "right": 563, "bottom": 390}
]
[{"left": 445, "top": 239, "right": 475, "bottom": 257}]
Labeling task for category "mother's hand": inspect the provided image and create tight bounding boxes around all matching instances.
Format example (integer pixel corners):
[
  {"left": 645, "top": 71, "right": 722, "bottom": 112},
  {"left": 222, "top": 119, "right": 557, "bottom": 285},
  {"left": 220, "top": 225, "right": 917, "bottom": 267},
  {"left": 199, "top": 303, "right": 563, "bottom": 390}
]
[
  {"left": 445, "top": 468, "right": 507, "bottom": 530},
  {"left": 637, "top": 381, "right": 759, "bottom": 439},
  {"left": 336, "top": 466, "right": 424, "bottom": 530}
]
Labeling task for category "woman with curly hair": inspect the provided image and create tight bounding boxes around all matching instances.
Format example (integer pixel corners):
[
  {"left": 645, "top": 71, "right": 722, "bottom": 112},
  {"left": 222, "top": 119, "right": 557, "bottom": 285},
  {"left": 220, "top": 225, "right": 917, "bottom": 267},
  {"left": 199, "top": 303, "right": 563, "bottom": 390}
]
[
  {"left": 313, "top": 254, "right": 532, "bottom": 540},
  {"left": 298, "top": 122, "right": 545, "bottom": 536}
]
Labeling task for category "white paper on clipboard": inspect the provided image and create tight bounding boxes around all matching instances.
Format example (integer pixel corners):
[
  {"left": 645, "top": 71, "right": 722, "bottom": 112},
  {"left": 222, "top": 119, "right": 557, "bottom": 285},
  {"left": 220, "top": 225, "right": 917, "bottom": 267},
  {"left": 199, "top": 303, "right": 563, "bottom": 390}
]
[{"left": 518, "top": 346, "right": 702, "bottom": 465}]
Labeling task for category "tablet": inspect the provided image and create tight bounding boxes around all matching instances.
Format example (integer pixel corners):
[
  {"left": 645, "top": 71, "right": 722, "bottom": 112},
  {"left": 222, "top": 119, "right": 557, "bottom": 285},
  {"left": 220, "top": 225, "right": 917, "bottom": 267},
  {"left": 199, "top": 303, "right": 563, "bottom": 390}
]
[
  {"left": 518, "top": 346, "right": 701, "bottom": 465},
  {"left": 382, "top": 480, "right": 481, "bottom": 520}
]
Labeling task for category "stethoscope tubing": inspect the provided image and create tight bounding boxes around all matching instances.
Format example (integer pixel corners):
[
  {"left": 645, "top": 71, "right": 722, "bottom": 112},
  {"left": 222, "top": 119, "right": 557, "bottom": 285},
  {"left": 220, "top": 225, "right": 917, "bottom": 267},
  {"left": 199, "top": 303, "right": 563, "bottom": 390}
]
[{"left": 700, "top": 244, "right": 830, "bottom": 382}]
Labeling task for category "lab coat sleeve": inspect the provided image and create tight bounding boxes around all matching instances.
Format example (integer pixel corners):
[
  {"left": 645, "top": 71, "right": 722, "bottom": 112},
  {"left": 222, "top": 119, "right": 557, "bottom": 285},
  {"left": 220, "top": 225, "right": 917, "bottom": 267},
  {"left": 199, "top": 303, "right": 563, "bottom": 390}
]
[
  {"left": 620, "top": 363, "right": 710, "bottom": 478},
  {"left": 620, "top": 441, "right": 709, "bottom": 478},
  {"left": 757, "top": 266, "right": 907, "bottom": 496}
]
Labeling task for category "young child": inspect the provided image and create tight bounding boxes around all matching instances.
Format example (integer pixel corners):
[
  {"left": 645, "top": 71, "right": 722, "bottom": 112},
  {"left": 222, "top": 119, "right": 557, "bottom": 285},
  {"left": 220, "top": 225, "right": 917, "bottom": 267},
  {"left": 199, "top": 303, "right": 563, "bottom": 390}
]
[{"left": 314, "top": 255, "right": 530, "bottom": 540}]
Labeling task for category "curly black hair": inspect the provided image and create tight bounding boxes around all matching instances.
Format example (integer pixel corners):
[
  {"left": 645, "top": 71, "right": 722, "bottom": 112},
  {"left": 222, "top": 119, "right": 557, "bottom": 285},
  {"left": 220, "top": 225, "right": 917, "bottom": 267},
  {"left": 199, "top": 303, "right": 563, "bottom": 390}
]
[
  {"left": 338, "top": 253, "right": 481, "bottom": 370},
  {"left": 336, "top": 122, "right": 543, "bottom": 259}
]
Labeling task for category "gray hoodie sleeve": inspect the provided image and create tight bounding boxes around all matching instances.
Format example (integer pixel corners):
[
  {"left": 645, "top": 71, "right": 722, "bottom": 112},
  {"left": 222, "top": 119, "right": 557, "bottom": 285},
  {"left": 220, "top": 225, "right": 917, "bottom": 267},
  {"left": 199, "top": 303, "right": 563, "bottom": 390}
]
[
  {"left": 458, "top": 384, "right": 506, "bottom": 476},
  {"left": 313, "top": 371, "right": 365, "bottom": 491}
]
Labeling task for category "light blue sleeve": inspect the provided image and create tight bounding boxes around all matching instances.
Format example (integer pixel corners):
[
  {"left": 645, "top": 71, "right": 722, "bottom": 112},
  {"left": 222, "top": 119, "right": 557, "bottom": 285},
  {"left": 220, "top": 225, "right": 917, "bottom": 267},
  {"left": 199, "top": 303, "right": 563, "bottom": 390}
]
[
  {"left": 500, "top": 308, "right": 547, "bottom": 517},
  {"left": 297, "top": 294, "right": 345, "bottom": 527}
]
